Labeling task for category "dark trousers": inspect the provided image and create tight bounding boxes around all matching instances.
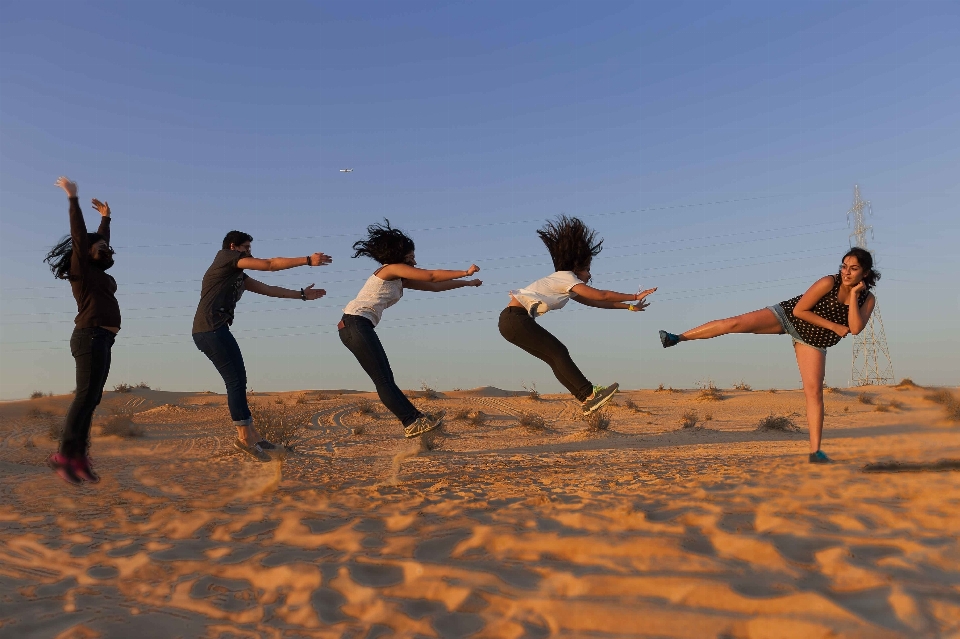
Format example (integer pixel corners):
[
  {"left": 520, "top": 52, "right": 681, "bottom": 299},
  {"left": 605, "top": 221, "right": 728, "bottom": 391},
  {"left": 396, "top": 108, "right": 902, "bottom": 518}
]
[
  {"left": 498, "top": 306, "right": 593, "bottom": 401},
  {"left": 193, "top": 325, "right": 251, "bottom": 425},
  {"left": 338, "top": 314, "right": 421, "bottom": 427},
  {"left": 61, "top": 327, "right": 116, "bottom": 457}
]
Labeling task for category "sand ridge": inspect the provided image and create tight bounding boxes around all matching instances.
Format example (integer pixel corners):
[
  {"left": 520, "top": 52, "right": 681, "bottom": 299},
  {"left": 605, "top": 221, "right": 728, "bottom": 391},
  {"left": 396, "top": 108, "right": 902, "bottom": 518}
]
[{"left": 1, "top": 385, "right": 959, "bottom": 637}]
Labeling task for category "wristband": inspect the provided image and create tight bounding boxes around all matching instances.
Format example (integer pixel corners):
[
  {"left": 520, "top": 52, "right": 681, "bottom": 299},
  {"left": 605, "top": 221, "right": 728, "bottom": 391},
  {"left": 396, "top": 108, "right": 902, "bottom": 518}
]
[
  {"left": 305, "top": 256, "right": 311, "bottom": 267},
  {"left": 300, "top": 288, "right": 306, "bottom": 301}
]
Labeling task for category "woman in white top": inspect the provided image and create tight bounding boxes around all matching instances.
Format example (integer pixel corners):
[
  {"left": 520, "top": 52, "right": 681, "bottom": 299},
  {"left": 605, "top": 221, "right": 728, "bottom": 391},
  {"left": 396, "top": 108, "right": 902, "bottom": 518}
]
[
  {"left": 340, "top": 220, "right": 482, "bottom": 438},
  {"left": 500, "top": 216, "right": 656, "bottom": 415}
]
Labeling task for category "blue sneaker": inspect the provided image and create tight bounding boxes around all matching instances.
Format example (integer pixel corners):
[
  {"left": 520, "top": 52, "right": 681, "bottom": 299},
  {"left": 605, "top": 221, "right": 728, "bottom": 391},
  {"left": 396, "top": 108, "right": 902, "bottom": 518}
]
[
  {"left": 809, "top": 450, "right": 832, "bottom": 464},
  {"left": 659, "top": 330, "right": 681, "bottom": 348}
]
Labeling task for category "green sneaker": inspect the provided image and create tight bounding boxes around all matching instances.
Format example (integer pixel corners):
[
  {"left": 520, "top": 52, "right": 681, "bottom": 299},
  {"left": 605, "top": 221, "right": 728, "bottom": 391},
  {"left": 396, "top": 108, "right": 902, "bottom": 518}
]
[
  {"left": 581, "top": 383, "right": 619, "bottom": 415},
  {"left": 403, "top": 411, "right": 444, "bottom": 439}
]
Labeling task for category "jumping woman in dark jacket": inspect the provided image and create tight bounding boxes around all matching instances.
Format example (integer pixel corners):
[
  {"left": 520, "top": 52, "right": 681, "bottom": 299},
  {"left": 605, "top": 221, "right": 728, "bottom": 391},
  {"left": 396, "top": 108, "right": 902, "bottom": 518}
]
[
  {"left": 658, "top": 247, "right": 878, "bottom": 463},
  {"left": 45, "top": 176, "right": 120, "bottom": 485}
]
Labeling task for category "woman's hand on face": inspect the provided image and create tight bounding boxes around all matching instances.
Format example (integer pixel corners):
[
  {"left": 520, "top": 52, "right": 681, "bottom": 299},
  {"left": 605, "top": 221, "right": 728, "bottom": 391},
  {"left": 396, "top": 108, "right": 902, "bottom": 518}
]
[
  {"left": 466, "top": 264, "right": 480, "bottom": 276},
  {"left": 850, "top": 281, "right": 866, "bottom": 300},
  {"left": 91, "top": 199, "right": 111, "bottom": 217},
  {"left": 55, "top": 176, "right": 78, "bottom": 198},
  {"left": 303, "top": 284, "right": 326, "bottom": 300},
  {"left": 833, "top": 324, "right": 851, "bottom": 338}
]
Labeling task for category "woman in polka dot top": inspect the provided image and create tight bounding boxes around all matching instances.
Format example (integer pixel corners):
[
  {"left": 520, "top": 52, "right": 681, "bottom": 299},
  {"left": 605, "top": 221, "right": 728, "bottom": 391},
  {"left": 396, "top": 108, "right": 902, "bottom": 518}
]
[{"left": 658, "top": 247, "right": 879, "bottom": 464}]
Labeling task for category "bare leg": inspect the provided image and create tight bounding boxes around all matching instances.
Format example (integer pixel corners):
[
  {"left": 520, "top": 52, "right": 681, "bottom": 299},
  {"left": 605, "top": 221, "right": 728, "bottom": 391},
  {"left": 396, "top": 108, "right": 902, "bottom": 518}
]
[
  {"left": 794, "top": 342, "right": 827, "bottom": 453},
  {"left": 680, "top": 308, "right": 784, "bottom": 341}
]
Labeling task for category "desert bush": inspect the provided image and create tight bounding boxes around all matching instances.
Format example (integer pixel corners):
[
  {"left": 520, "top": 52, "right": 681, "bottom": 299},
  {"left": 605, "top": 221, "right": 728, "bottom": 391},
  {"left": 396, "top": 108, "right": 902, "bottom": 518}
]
[
  {"left": 924, "top": 389, "right": 960, "bottom": 422},
  {"left": 452, "top": 408, "right": 472, "bottom": 421},
  {"left": 249, "top": 401, "right": 312, "bottom": 449},
  {"left": 678, "top": 409, "right": 699, "bottom": 429},
  {"left": 517, "top": 411, "right": 547, "bottom": 431},
  {"left": 768, "top": 389, "right": 778, "bottom": 394},
  {"left": 134, "top": 382, "right": 151, "bottom": 390},
  {"left": 522, "top": 382, "right": 542, "bottom": 401},
  {"left": 315, "top": 392, "right": 330, "bottom": 401},
  {"left": 355, "top": 398, "right": 377, "bottom": 416},
  {"left": 857, "top": 392, "right": 874, "bottom": 405},
  {"left": 896, "top": 378, "right": 919, "bottom": 389},
  {"left": 584, "top": 410, "right": 610, "bottom": 431},
  {"left": 889, "top": 400, "right": 904, "bottom": 410},
  {"left": 703, "top": 412, "right": 713, "bottom": 422},
  {"left": 29, "top": 391, "right": 45, "bottom": 400},
  {"left": 420, "top": 382, "right": 439, "bottom": 400},
  {"left": 697, "top": 380, "right": 724, "bottom": 401},
  {"left": 274, "top": 397, "right": 285, "bottom": 405},
  {"left": 352, "top": 424, "right": 366, "bottom": 436},
  {"left": 826, "top": 386, "right": 841, "bottom": 394},
  {"left": 468, "top": 411, "right": 488, "bottom": 427},
  {"left": 756, "top": 415, "right": 800, "bottom": 432},
  {"left": 101, "top": 407, "right": 142, "bottom": 438},
  {"left": 874, "top": 403, "right": 890, "bottom": 413},
  {"left": 113, "top": 382, "right": 133, "bottom": 394},
  {"left": 28, "top": 407, "right": 54, "bottom": 420},
  {"left": 732, "top": 380, "right": 752, "bottom": 391}
]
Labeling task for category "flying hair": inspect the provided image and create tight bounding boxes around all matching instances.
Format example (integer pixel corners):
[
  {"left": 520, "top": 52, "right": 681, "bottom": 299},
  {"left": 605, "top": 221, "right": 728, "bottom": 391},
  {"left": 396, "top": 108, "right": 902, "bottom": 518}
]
[
  {"left": 351, "top": 219, "right": 416, "bottom": 265},
  {"left": 43, "top": 233, "right": 104, "bottom": 280},
  {"left": 536, "top": 215, "right": 603, "bottom": 272}
]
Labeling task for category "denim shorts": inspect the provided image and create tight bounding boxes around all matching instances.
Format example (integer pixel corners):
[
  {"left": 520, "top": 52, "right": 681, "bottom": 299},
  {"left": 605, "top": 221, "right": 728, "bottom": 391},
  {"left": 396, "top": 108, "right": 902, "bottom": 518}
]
[{"left": 768, "top": 304, "right": 827, "bottom": 354}]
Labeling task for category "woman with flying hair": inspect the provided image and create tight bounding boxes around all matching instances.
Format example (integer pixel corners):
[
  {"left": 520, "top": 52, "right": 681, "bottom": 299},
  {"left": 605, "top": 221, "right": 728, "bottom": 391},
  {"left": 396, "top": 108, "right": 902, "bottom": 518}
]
[
  {"left": 658, "top": 247, "right": 879, "bottom": 463},
  {"left": 340, "top": 220, "right": 482, "bottom": 439},
  {"left": 44, "top": 176, "right": 120, "bottom": 485},
  {"left": 499, "top": 216, "right": 657, "bottom": 415}
]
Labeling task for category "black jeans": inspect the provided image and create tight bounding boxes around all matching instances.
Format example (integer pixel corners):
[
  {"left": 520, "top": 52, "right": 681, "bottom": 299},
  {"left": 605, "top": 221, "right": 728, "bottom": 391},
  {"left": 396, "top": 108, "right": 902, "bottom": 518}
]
[
  {"left": 498, "top": 306, "right": 593, "bottom": 402},
  {"left": 61, "top": 327, "right": 116, "bottom": 457},
  {"left": 193, "top": 325, "right": 252, "bottom": 425},
  {"left": 338, "top": 314, "right": 421, "bottom": 427}
]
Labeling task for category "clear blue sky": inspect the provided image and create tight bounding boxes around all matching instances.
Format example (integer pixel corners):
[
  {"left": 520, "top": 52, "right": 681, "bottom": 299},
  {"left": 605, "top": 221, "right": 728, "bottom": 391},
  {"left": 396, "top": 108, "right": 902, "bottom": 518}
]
[{"left": 1, "top": 1, "right": 958, "bottom": 400}]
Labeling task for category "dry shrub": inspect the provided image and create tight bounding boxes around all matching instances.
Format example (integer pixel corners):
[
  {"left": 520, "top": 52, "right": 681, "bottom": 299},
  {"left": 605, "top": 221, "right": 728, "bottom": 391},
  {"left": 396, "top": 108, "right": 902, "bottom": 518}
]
[
  {"left": 101, "top": 407, "right": 142, "bottom": 438},
  {"left": 274, "top": 397, "right": 285, "bottom": 405},
  {"left": 249, "top": 402, "right": 312, "bottom": 449},
  {"left": 768, "top": 389, "right": 778, "bottom": 394},
  {"left": 732, "top": 381, "right": 752, "bottom": 391},
  {"left": 874, "top": 403, "right": 891, "bottom": 413},
  {"left": 315, "top": 392, "right": 330, "bottom": 401},
  {"left": 889, "top": 400, "right": 904, "bottom": 410},
  {"left": 30, "top": 391, "right": 45, "bottom": 400},
  {"left": 697, "top": 381, "right": 724, "bottom": 401},
  {"left": 28, "top": 407, "right": 54, "bottom": 420},
  {"left": 826, "top": 386, "right": 841, "bottom": 394},
  {"left": 352, "top": 424, "right": 366, "bottom": 436},
  {"left": 896, "top": 378, "right": 919, "bottom": 389},
  {"left": 756, "top": 415, "right": 800, "bottom": 432},
  {"left": 584, "top": 410, "right": 610, "bottom": 431},
  {"left": 468, "top": 411, "right": 488, "bottom": 427},
  {"left": 678, "top": 409, "right": 699, "bottom": 430},
  {"left": 452, "top": 407, "right": 471, "bottom": 421},
  {"left": 134, "top": 382, "right": 150, "bottom": 390},
  {"left": 355, "top": 399, "right": 377, "bottom": 416},
  {"left": 517, "top": 411, "right": 547, "bottom": 431},
  {"left": 113, "top": 382, "right": 133, "bottom": 394},
  {"left": 857, "top": 392, "right": 874, "bottom": 405},
  {"left": 294, "top": 393, "right": 308, "bottom": 405},
  {"left": 924, "top": 389, "right": 960, "bottom": 422},
  {"left": 703, "top": 413, "right": 713, "bottom": 422},
  {"left": 419, "top": 382, "right": 439, "bottom": 400},
  {"left": 655, "top": 383, "right": 680, "bottom": 394},
  {"left": 521, "top": 382, "right": 542, "bottom": 401}
]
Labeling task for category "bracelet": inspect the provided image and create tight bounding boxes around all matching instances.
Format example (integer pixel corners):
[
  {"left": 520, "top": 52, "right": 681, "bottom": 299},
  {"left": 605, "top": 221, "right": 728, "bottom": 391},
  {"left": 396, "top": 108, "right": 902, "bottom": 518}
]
[
  {"left": 305, "top": 256, "right": 311, "bottom": 267},
  {"left": 300, "top": 288, "right": 306, "bottom": 301}
]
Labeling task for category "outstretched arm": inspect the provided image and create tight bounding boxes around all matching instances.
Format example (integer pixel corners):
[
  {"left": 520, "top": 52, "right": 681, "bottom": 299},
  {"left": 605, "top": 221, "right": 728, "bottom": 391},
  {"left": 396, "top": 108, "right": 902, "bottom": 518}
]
[
  {"left": 403, "top": 278, "right": 483, "bottom": 292},
  {"left": 244, "top": 277, "right": 326, "bottom": 300},
  {"left": 570, "top": 284, "right": 657, "bottom": 308},
  {"left": 237, "top": 252, "right": 332, "bottom": 272},
  {"left": 56, "top": 177, "right": 89, "bottom": 256},
  {"left": 378, "top": 263, "right": 479, "bottom": 283}
]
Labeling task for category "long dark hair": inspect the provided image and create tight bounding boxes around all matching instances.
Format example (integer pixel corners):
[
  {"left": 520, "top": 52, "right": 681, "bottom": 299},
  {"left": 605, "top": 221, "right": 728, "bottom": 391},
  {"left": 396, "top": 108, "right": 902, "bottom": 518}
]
[
  {"left": 537, "top": 215, "right": 603, "bottom": 272},
  {"left": 352, "top": 219, "right": 415, "bottom": 265},
  {"left": 840, "top": 246, "right": 880, "bottom": 290},
  {"left": 43, "top": 233, "right": 104, "bottom": 280}
]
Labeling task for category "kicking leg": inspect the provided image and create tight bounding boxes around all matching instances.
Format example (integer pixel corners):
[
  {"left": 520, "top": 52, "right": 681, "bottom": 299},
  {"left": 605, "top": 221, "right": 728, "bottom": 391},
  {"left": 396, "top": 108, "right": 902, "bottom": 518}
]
[
  {"left": 795, "top": 342, "right": 827, "bottom": 457},
  {"left": 660, "top": 308, "right": 784, "bottom": 347}
]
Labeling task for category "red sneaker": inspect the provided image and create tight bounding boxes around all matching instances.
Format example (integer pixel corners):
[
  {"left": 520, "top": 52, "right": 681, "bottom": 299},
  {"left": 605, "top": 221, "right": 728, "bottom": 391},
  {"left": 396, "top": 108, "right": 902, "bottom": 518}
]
[
  {"left": 47, "top": 453, "right": 82, "bottom": 486},
  {"left": 72, "top": 456, "right": 100, "bottom": 483}
]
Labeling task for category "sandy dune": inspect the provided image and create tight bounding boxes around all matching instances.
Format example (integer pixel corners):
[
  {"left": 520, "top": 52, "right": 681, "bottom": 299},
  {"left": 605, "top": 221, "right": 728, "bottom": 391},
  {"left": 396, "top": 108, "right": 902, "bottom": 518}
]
[{"left": 1, "top": 384, "right": 958, "bottom": 638}]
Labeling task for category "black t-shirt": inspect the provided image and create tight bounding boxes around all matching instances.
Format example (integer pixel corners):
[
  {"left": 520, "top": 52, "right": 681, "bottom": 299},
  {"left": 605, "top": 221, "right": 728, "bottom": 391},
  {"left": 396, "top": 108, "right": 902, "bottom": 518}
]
[{"left": 192, "top": 250, "right": 248, "bottom": 334}]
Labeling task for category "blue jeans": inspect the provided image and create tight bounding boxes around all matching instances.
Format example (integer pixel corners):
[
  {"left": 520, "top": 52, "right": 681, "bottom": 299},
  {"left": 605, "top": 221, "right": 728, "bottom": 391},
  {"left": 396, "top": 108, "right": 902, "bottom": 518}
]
[
  {"left": 193, "top": 325, "right": 252, "bottom": 425},
  {"left": 338, "top": 314, "right": 421, "bottom": 427},
  {"left": 62, "top": 327, "right": 115, "bottom": 457},
  {"left": 768, "top": 304, "right": 828, "bottom": 355}
]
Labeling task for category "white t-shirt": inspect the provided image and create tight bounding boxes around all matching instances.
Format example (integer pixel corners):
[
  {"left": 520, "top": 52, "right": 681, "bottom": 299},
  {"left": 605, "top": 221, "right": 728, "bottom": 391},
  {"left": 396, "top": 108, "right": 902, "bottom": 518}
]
[{"left": 510, "top": 271, "right": 583, "bottom": 317}]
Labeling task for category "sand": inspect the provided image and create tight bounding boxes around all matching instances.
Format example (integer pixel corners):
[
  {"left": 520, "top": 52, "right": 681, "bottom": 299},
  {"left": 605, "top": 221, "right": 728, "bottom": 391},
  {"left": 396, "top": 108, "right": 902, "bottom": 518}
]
[{"left": 1, "top": 384, "right": 959, "bottom": 638}]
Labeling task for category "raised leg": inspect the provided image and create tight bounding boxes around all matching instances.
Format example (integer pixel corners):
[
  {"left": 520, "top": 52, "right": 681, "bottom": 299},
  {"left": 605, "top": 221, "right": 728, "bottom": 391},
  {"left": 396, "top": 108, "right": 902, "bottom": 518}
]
[
  {"left": 794, "top": 342, "right": 827, "bottom": 453},
  {"left": 680, "top": 308, "right": 784, "bottom": 341}
]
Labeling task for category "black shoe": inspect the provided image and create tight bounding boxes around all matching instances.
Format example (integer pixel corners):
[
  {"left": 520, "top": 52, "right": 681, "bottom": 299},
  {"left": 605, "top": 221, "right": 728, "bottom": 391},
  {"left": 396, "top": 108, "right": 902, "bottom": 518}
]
[
  {"left": 256, "top": 439, "right": 278, "bottom": 451},
  {"left": 234, "top": 438, "right": 271, "bottom": 462},
  {"left": 659, "top": 330, "right": 681, "bottom": 348},
  {"left": 581, "top": 383, "right": 619, "bottom": 415},
  {"left": 809, "top": 450, "right": 832, "bottom": 464}
]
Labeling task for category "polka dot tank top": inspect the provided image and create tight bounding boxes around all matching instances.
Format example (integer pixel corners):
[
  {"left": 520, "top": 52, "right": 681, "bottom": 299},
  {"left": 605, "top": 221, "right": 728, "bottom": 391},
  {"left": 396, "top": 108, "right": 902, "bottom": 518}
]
[{"left": 778, "top": 275, "right": 869, "bottom": 349}]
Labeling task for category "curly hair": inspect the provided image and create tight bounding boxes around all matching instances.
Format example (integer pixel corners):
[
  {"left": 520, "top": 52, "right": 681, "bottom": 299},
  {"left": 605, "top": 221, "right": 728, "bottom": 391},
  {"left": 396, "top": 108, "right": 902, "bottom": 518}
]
[
  {"left": 536, "top": 215, "right": 603, "bottom": 272},
  {"left": 351, "top": 219, "right": 415, "bottom": 265},
  {"left": 840, "top": 247, "right": 880, "bottom": 290},
  {"left": 43, "top": 233, "right": 104, "bottom": 280}
]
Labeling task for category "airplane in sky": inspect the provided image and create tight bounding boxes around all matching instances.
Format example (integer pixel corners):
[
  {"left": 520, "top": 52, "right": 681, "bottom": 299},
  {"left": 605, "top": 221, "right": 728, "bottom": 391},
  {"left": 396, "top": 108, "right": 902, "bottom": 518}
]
[{"left": 340, "top": 168, "right": 353, "bottom": 172}]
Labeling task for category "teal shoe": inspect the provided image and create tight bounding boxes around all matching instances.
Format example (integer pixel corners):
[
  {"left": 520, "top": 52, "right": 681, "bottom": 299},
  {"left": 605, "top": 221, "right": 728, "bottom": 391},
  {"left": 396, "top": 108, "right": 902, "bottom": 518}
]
[{"left": 809, "top": 450, "right": 832, "bottom": 464}]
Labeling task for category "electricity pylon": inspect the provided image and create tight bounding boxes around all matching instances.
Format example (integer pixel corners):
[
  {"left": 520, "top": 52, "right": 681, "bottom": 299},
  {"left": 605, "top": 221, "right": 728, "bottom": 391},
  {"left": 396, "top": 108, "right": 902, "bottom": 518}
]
[{"left": 847, "top": 185, "right": 894, "bottom": 386}]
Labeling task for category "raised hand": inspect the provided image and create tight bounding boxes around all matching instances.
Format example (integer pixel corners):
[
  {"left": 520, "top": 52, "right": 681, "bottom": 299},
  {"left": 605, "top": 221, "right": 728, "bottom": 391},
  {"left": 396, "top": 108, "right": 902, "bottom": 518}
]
[
  {"left": 303, "top": 284, "right": 326, "bottom": 300},
  {"left": 466, "top": 264, "right": 480, "bottom": 276},
  {"left": 55, "top": 176, "right": 78, "bottom": 198},
  {"left": 91, "top": 199, "right": 111, "bottom": 217},
  {"left": 636, "top": 287, "right": 657, "bottom": 301},
  {"left": 308, "top": 252, "right": 333, "bottom": 267}
]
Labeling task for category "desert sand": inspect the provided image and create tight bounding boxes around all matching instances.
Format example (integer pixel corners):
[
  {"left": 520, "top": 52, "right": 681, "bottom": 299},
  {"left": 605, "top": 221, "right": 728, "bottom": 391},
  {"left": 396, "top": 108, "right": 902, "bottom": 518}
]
[{"left": 1, "top": 383, "right": 959, "bottom": 638}]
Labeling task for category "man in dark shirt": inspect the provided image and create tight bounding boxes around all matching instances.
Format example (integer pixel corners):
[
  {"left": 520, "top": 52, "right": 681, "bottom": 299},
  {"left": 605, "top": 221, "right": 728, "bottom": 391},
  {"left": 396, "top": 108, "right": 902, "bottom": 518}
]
[
  {"left": 44, "top": 176, "right": 119, "bottom": 485},
  {"left": 192, "top": 231, "right": 331, "bottom": 460}
]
